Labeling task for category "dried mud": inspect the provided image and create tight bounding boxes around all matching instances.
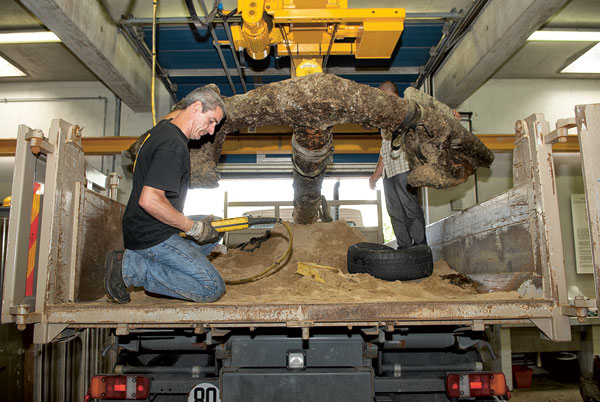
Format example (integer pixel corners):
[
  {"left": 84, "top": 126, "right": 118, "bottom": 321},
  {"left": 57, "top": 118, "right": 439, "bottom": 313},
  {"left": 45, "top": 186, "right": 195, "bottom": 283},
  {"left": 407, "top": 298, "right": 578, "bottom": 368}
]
[{"left": 187, "top": 74, "right": 493, "bottom": 189}]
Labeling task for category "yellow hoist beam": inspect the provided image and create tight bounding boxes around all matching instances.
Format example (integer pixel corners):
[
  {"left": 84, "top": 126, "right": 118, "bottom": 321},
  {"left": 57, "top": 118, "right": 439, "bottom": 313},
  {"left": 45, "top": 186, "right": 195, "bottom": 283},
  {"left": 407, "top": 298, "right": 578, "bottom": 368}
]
[{"left": 0, "top": 134, "right": 581, "bottom": 157}]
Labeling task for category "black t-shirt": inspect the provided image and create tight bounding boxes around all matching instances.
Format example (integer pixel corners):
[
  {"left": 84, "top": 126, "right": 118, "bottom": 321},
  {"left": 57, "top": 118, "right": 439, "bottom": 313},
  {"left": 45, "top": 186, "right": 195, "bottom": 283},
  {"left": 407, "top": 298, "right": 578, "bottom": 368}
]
[{"left": 122, "top": 120, "right": 190, "bottom": 249}]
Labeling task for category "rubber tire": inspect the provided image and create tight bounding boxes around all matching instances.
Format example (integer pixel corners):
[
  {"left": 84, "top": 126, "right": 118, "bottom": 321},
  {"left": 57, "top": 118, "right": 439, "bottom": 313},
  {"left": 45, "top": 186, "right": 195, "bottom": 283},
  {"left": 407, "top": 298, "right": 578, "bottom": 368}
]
[{"left": 347, "top": 242, "right": 433, "bottom": 281}]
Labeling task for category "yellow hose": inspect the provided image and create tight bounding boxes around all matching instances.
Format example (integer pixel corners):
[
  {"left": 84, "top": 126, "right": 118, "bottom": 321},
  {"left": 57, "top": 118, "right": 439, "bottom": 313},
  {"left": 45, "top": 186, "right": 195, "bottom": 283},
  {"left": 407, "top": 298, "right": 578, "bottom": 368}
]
[
  {"left": 225, "top": 221, "right": 294, "bottom": 285},
  {"left": 151, "top": 0, "right": 158, "bottom": 126}
]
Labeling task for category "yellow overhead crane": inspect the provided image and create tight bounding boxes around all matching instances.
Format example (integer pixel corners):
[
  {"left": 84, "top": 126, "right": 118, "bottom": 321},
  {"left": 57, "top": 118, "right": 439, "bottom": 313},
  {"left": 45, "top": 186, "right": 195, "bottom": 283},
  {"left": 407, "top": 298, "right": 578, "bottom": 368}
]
[{"left": 228, "top": 0, "right": 406, "bottom": 76}]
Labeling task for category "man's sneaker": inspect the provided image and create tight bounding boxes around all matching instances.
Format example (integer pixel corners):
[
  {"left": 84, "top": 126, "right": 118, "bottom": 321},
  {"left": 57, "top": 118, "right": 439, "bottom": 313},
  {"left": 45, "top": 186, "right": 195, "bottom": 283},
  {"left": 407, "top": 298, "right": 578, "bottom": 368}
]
[{"left": 104, "top": 250, "right": 130, "bottom": 304}]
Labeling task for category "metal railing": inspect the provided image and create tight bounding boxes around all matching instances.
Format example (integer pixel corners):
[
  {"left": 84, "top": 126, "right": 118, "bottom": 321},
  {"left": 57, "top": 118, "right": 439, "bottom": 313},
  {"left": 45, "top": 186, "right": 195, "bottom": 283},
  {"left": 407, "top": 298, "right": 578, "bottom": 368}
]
[{"left": 222, "top": 190, "right": 384, "bottom": 244}]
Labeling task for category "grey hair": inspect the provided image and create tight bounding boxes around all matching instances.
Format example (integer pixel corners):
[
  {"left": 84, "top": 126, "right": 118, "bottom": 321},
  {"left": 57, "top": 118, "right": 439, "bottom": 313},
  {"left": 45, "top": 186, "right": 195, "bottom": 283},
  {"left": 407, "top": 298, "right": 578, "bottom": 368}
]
[
  {"left": 173, "top": 84, "right": 226, "bottom": 114},
  {"left": 378, "top": 80, "right": 398, "bottom": 95}
]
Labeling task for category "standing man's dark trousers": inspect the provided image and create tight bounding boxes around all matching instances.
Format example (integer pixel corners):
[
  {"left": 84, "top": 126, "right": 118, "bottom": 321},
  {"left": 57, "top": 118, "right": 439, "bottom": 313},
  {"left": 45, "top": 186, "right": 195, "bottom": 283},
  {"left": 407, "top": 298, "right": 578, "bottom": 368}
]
[{"left": 383, "top": 171, "right": 427, "bottom": 249}]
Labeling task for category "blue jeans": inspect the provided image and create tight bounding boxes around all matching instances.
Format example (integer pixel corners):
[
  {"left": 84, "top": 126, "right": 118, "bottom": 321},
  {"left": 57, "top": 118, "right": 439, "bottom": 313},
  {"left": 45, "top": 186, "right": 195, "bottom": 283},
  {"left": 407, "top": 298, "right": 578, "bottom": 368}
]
[{"left": 122, "top": 234, "right": 226, "bottom": 302}]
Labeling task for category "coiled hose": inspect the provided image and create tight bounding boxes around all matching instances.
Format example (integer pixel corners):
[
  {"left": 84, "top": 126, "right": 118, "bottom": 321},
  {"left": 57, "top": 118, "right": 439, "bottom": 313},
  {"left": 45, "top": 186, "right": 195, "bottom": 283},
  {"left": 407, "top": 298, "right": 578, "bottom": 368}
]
[{"left": 225, "top": 220, "right": 293, "bottom": 285}]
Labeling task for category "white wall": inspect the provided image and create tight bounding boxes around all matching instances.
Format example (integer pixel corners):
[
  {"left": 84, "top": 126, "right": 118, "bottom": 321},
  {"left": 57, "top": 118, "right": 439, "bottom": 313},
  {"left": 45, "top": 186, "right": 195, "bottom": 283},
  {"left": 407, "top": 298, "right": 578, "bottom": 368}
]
[
  {"left": 427, "top": 152, "right": 514, "bottom": 224},
  {"left": 553, "top": 153, "right": 593, "bottom": 298},
  {"left": 458, "top": 79, "right": 600, "bottom": 134},
  {"left": 0, "top": 81, "right": 172, "bottom": 203}
]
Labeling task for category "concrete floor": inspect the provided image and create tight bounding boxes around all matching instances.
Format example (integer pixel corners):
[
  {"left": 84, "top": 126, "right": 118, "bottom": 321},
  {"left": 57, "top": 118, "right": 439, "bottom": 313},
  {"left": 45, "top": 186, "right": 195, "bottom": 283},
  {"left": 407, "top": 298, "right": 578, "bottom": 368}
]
[{"left": 510, "top": 375, "right": 581, "bottom": 402}]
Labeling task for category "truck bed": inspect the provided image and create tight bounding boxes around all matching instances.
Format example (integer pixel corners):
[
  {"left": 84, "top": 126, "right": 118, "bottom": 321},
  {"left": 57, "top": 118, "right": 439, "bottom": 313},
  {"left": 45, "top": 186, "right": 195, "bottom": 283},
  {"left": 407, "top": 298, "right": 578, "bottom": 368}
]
[
  {"left": 50, "top": 220, "right": 527, "bottom": 326},
  {"left": 2, "top": 114, "right": 584, "bottom": 343}
]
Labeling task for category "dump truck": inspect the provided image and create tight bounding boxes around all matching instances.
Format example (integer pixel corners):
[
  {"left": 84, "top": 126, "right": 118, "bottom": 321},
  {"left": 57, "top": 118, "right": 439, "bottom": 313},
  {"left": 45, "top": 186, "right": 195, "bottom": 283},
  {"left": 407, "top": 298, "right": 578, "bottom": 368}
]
[{"left": 2, "top": 104, "right": 599, "bottom": 401}]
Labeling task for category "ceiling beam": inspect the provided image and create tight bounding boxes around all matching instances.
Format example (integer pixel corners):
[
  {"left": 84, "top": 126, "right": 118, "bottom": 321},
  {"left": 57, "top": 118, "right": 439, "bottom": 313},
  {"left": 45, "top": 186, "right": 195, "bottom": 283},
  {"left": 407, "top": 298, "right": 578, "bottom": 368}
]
[
  {"left": 167, "top": 66, "right": 421, "bottom": 77},
  {"left": 20, "top": 0, "right": 159, "bottom": 112},
  {"left": 433, "top": 0, "right": 569, "bottom": 108}
]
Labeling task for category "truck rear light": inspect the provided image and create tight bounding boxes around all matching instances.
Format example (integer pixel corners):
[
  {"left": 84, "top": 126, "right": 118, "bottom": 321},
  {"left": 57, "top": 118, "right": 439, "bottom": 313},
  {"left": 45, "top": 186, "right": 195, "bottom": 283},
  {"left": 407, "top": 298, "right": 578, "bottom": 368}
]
[
  {"left": 89, "top": 375, "right": 150, "bottom": 400},
  {"left": 446, "top": 372, "right": 509, "bottom": 399}
]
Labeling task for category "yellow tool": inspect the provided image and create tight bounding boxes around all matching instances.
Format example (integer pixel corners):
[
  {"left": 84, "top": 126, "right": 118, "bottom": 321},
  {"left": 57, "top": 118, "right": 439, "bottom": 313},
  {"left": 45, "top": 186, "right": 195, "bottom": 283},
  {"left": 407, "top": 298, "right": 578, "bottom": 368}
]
[{"left": 210, "top": 216, "right": 281, "bottom": 232}]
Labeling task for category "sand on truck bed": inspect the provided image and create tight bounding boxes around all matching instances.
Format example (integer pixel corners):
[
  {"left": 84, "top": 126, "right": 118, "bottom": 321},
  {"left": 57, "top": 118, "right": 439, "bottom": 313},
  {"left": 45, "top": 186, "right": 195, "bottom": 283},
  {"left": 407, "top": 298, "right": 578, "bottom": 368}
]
[{"left": 207, "top": 221, "right": 520, "bottom": 304}]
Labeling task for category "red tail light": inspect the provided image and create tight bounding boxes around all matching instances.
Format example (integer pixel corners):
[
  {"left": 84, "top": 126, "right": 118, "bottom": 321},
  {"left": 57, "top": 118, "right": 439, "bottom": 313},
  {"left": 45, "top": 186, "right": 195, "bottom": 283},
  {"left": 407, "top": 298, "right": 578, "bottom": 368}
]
[
  {"left": 446, "top": 372, "right": 509, "bottom": 399},
  {"left": 89, "top": 375, "right": 150, "bottom": 400}
]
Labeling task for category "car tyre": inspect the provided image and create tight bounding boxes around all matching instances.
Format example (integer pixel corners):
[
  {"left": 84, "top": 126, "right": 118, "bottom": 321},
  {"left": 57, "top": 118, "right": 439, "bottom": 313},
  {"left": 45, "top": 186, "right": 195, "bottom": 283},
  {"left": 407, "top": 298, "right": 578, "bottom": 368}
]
[{"left": 347, "top": 242, "right": 433, "bottom": 281}]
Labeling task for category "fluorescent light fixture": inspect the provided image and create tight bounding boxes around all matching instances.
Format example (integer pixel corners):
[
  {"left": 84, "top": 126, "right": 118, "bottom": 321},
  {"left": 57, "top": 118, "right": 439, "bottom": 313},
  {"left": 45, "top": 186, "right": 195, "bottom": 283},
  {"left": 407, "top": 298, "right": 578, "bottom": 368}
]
[
  {"left": 528, "top": 30, "right": 600, "bottom": 41},
  {"left": 0, "top": 55, "right": 26, "bottom": 77},
  {"left": 0, "top": 31, "right": 61, "bottom": 44},
  {"left": 561, "top": 42, "right": 600, "bottom": 73}
]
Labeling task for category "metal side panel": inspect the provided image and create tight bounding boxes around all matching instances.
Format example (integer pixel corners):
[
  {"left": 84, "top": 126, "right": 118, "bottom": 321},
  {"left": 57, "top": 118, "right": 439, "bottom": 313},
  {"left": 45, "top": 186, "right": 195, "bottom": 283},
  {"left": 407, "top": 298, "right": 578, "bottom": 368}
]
[
  {"left": 2, "top": 124, "right": 45, "bottom": 324},
  {"left": 427, "top": 112, "right": 571, "bottom": 340},
  {"left": 427, "top": 183, "right": 539, "bottom": 294},
  {"left": 74, "top": 186, "right": 126, "bottom": 302},
  {"left": 43, "top": 299, "right": 557, "bottom": 328},
  {"left": 575, "top": 104, "right": 600, "bottom": 310},
  {"left": 38, "top": 120, "right": 87, "bottom": 307},
  {"left": 520, "top": 115, "right": 568, "bottom": 305}
]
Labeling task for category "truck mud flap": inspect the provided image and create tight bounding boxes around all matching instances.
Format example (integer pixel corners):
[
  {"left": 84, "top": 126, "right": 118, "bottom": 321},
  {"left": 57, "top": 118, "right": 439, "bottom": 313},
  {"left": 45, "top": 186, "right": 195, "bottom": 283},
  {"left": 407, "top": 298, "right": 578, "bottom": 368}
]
[{"left": 220, "top": 367, "right": 373, "bottom": 402}]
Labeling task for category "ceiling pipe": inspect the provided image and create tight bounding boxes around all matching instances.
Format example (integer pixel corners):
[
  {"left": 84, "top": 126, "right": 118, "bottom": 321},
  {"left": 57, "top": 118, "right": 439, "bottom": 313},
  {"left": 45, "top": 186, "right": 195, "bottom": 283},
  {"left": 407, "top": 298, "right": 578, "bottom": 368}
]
[
  {"left": 119, "top": 12, "right": 463, "bottom": 26},
  {"left": 119, "top": 23, "right": 178, "bottom": 102},
  {"left": 185, "top": 0, "right": 237, "bottom": 94},
  {"left": 220, "top": 11, "right": 248, "bottom": 92},
  {"left": 112, "top": 96, "right": 122, "bottom": 173},
  {"left": 415, "top": 0, "right": 489, "bottom": 90}
]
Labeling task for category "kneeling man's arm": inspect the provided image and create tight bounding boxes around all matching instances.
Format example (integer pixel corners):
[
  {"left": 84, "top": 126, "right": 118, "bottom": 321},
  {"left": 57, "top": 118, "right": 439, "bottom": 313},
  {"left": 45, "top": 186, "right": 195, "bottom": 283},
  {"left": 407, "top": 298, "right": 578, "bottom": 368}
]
[{"left": 139, "top": 185, "right": 193, "bottom": 232}]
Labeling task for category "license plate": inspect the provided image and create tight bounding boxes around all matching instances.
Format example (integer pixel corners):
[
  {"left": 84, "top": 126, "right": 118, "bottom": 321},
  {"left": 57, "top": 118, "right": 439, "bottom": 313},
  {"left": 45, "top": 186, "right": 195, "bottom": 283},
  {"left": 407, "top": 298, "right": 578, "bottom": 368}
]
[{"left": 188, "top": 382, "right": 221, "bottom": 402}]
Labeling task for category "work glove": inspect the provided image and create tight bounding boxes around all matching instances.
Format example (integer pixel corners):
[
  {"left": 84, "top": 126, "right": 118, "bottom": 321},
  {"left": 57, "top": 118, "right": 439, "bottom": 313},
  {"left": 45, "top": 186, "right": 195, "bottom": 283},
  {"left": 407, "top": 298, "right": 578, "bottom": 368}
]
[{"left": 185, "top": 215, "right": 221, "bottom": 245}]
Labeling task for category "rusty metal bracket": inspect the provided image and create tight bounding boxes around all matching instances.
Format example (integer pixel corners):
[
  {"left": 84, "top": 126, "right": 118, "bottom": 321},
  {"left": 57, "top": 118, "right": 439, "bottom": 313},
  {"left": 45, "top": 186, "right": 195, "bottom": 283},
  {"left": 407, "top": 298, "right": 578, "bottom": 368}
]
[
  {"left": 562, "top": 296, "right": 594, "bottom": 323},
  {"left": 361, "top": 326, "right": 381, "bottom": 336},
  {"left": 9, "top": 304, "right": 42, "bottom": 331},
  {"left": 193, "top": 324, "right": 209, "bottom": 335},
  {"left": 544, "top": 117, "right": 576, "bottom": 145},
  {"left": 115, "top": 324, "right": 130, "bottom": 336},
  {"left": 215, "top": 344, "right": 231, "bottom": 360},
  {"left": 24, "top": 129, "right": 55, "bottom": 156},
  {"left": 286, "top": 320, "right": 314, "bottom": 340},
  {"left": 66, "top": 124, "right": 84, "bottom": 147},
  {"left": 383, "top": 322, "right": 395, "bottom": 333},
  {"left": 365, "top": 342, "right": 379, "bottom": 359},
  {"left": 286, "top": 320, "right": 315, "bottom": 328},
  {"left": 530, "top": 310, "right": 571, "bottom": 342},
  {"left": 471, "top": 320, "right": 485, "bottom": 332},
  {"left": 33, "top": 323, "right": 69, "bottom": 344},
  {"left": 206, "top": 327, "right": 231, "bottom": 345}
]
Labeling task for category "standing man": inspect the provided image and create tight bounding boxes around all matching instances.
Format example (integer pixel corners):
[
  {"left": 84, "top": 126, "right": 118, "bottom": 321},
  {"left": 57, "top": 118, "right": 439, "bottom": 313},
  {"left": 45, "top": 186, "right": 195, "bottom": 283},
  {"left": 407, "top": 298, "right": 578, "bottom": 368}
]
[
  {"left": 369, "top": 81, "right": 427, "bottom": 249},
  {"left": 105, "top": 86, "right": 226, "bottom": 304}
]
